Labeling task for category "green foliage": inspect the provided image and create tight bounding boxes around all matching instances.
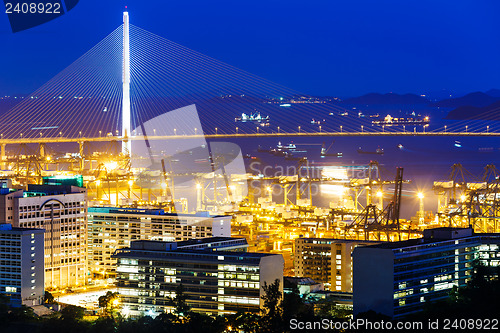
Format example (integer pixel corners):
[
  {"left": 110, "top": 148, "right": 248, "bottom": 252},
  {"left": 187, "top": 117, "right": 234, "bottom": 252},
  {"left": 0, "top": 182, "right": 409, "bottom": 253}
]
[
  {"left": 260, "top": 279, "right": 284, "bottom": 333},
  {"left": 167, "top": 284, "right": 191, "bottom": 316},
  {"left": 44, "top": 291, "right": 55, "bottom": 304},
  {"left": 282, "top": 284, "right": 313, "bottom": 321},
  {"left": 98, "top": 291, "right": 120, "bottom": 316},
  {"left": 61, "top": 304, "right": 86, "bottom": 321}
]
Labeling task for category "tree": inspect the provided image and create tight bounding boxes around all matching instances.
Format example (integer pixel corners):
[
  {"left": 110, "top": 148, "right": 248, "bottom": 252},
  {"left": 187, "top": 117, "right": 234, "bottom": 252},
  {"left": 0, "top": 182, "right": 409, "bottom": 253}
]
[
  {"left": 60, "top": 304, "right": 85, "bottom": 321},
  {"left": 260, "top": 279, "right": 284, "bottom": 333},
  {"left": 44, "top": 291, "right": 55, "bottom": 304},
  {"left": 168, "top": 284, "right": 191, "bottom": 316},
  {"left": 282, "top": 283, "right": 312, "bottom": 321},
  {"left": 98, "top": 291, "right": 120, "bottom": 316}
]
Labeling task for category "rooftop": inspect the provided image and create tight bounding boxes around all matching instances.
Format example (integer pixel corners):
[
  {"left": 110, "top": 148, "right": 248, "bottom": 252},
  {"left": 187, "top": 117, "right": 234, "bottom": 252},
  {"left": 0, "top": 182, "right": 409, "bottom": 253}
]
[
  {"left": 358, "top": 228, "right": 500, "bottom": 251},
  {"left": 88, "top": 206, "right": 227, "bottom": 218}
]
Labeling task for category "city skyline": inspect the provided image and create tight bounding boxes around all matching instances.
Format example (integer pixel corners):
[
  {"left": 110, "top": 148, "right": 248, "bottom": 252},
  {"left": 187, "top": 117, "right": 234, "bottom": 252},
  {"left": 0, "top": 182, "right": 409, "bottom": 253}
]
[{"left": 1, "top": 1, "right": 500, "bottom": 97}]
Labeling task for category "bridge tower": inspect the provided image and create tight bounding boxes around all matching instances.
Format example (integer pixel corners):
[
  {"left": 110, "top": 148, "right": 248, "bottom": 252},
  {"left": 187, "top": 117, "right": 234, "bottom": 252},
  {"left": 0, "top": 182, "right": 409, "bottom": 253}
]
[{"left": 122, "top": 10, "right": 131, "bottom": 156}]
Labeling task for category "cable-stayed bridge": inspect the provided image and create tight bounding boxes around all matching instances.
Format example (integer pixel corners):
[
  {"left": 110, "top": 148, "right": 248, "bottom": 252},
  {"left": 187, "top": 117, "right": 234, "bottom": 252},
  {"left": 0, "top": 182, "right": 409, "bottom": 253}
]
[{"left": 0, "top": 11, "right": 499, "bottom": 158}]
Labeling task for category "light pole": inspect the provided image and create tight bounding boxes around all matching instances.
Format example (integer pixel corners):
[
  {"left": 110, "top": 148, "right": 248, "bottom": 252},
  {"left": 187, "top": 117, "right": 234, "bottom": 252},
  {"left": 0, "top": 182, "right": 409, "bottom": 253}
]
[
  {"left": 417, "top": 192, "right": 424, "bottom": 224},
  {"left": 487, "top": 125, "right": 490, "bottom": 133},
  {"left": 340, "top": 125, "right": 343, "bottom": 133},
  {"left": 444, "top": 125, "right": 447, "bottom": 133},
  {"left": 361, "top": 125, "right": 364, "bottom": 133},
  {"left": 298, "top": 126, "right": 301, "bottom": 133},
  {"left": 376, "top": 190, "right": 383, "bottom": 210},
  {"left": 96, "top": 179, "right": 101, "bottom": 201},
  {"left": 465, "top": 125, "right": 468, "bottom": 133}
]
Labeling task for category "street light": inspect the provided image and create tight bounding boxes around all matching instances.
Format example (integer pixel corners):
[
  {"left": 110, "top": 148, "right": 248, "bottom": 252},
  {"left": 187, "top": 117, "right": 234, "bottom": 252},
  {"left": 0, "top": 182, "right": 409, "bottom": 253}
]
[
  {"left": 215, "top": 127, "right": 218, "bottom": 135},
  {"left": 376, "top": 190, "right": 383, "bottom": 209},
  {"left": 298, "top": 126, "right": 301, "bottom": 133},
  {"left": 361, "top": 125, "right": 364, "bottom": 132},
  {"left": 417, "top": 192, "right": 424, "bottom": 224},
  {"left": 340, "top": 125, "right": 343, "bottom": 133},
  {"left": 465, "top": 125, "right": 468, "bottom": 133},
  {"left": 444, "top": 125, "right": 447, "bottom": 133},
  {"left": 277, "top": 126, "right": 280, "bottom": 133},
  {"left": 487, "top": 125, "right": 490, "bottom": 133},
  {"left": 319, "top": 125, "right": 322, "bottom": 133},
  {"left": 236, "top": 127, "right": 238, "bottom": 134}
]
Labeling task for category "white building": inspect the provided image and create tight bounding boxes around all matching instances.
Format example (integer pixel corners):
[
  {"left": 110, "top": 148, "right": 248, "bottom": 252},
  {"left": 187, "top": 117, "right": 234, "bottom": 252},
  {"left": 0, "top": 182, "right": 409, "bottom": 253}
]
[
  {"left": 88, "top": 207, "right": 231, "bottom": 278},
  {"left": 0, "top": 223, "right": 45, "bottom": 307},
  {"left": 0, "top": 185, "right": 88, "bottom": 289}
]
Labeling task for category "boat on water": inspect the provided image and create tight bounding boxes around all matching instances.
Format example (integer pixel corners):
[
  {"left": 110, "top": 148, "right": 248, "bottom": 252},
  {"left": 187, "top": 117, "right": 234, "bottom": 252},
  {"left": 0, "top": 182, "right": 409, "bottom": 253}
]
[
  {"left": 321, "top": 142, "right": 342, "bottom": 158},
  {"left": 258, "top": 142, "right": 308, "bottom": 157},
  {"left": 357, "top": 147, "right": 384, "bottom": 155},
  {"left": 372, "top": 114, "right": 429, "bottom": 126},
  {"left": 235, "top": 112, "right": 270, "bottom": 123}
]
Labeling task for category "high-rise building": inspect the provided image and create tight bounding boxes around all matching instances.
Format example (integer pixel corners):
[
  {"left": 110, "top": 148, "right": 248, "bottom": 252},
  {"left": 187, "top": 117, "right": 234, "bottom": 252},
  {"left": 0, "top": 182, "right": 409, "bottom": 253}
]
[
  {"left": 294, "top": 238, "right": 376, "bottom": 292},
  {"left": 0, "top": 223, "right": 45, "bottom": 307},
  {"left": 113, "top": 237, "right": 284, "bottom": 316},
  {"left": 353, "top": 227, "right": 500, "bottom": 319},
  {"left": 0, "top": 185, "right": 88, "bottom": 289},
  {"left": 88, "top": 207, "right": 231, "bottom": 278}
]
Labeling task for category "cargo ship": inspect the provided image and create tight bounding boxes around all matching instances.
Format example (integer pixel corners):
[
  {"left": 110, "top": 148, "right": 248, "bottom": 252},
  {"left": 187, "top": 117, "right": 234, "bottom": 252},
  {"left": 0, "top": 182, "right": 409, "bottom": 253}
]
[
  {"left": 235, "top": 112, "right": 269, "bottom": 123},
  {"left": 357, "top": 147, "right": 384, "bottom": 155},
  {"left": 372, "top": 114, "right": 429, "bottom": 126}
]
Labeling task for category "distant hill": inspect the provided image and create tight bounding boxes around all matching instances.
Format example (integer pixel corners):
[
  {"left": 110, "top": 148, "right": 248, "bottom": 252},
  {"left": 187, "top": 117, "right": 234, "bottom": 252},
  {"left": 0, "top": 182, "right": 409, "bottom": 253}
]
[
  {"left": 432, "top": 92, "right": 500, "bottom": 108},
  {"left": 446, "top": 100, "right": 500, "bottom": 121},
  {"left": 342, "top": 93, "right": 429, "bottom": 105},
  {"left": 485, "top": 89, "right": 500, "bottom": 98}
]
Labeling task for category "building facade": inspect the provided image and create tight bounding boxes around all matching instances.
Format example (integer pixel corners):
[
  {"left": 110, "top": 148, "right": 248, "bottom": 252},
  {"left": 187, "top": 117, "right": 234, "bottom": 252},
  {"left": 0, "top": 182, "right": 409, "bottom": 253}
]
[
  {"left": 88, "top": 207, "right": 231, "bottom": 278},
  {"left": 294, "top": 238, "right": 375, "bottom": 292},
  {"left": 113, "top": 237, "right": 283, "bottom": 316},
  {"left": 353, "top": 227, "right": 500, "bottom": 319},
  {"left": 0, "top": 224, "right": 45, "bottom": 307},
  {"left": 0, "top": 185, "right": 88, "bottom": 289}
]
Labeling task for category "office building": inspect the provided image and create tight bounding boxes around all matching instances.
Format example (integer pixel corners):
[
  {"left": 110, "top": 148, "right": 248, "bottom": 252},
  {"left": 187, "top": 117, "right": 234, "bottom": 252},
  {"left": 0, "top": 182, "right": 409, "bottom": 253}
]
[
  {"left": 113, "top": 237, "right": 283, "bottom": 316},
  {"left": 353, "top": 227, "right": 500, "bottom": 319},
  {"left": 0, "top": 223, "right": 45, "bottom": 307},
  {"left": 0, "top": 185, "right": 87, "bottom": 289},
  {"left": 294, "top": 238, "right": 376, "bottom": 292},
  {"left": 88, "top": 207, "right": 231, "bottom": 278}
]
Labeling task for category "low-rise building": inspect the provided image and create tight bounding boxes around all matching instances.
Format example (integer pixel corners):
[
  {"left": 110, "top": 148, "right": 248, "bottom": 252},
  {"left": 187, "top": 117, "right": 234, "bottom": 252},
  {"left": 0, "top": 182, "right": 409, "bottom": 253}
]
[
  {"left": 0, "top": 185, "right": 87, "bottom": 289},
  {"left": 113, "top": 237, "right": 283, "bottom": 316},
  {"left": 353, "top": 227, "right": 500, "bottom": 319},
  {"left": 294, "top": 238, "right": 376, "bottom": 291},
  {"left": 88, "top": 207, "right": 231, "bottom": 278},
  {"left": 0, "top": 223, "right": 45, "bottom": 307}
]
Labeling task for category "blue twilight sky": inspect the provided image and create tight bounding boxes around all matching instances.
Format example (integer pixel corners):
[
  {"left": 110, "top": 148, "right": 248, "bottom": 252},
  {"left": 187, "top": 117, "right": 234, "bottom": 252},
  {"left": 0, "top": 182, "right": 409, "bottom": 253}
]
[{"left": 1, "top": 0, "right": 499, "bottom": 98}]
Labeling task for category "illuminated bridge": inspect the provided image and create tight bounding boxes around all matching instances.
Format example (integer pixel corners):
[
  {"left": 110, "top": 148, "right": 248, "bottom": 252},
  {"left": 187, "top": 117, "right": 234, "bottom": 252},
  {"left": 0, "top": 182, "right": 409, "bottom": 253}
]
[{"left": 1, "top": 10, "right": 498, "bottom": 158}]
